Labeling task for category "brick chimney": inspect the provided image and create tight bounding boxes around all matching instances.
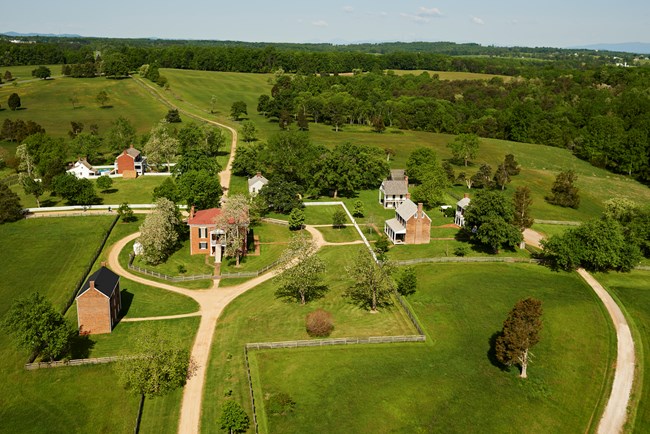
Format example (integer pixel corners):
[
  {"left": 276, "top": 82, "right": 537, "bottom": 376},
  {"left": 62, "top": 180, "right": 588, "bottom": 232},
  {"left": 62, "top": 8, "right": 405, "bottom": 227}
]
[
  {"left": 189, "top": 205, "right": 195, "bottom": 219},
  {"left": 417, "top": 202, "right": 423, "bottom": 218},
  {"left": 404, "top": 175, "right": 409, "bottom": 188},
  {"left": 130, "top": 144, "right": 134, "bottom": 149},
  {"left": 464, "top": 193, "right": 470, "bottom": 199},
  {"left": 89, "top": 280, "right": 96, "bottom": 290},
  {"left": 100, "top": 261, "right": 107, "bottom": 268},
  {"left": 256, "top": 171, "right": 262, "bottom": 177},
  {"left": 406, "top": 193, "right": 411, "bottom": 200}
]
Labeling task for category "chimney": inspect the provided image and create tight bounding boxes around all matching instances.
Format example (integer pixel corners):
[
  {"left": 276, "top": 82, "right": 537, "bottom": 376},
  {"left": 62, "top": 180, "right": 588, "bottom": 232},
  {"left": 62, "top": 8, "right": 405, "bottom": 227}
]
[
  {"left": 404, "top": 175, "right": 409, "bottom": 187},
  {"left": 464, "top": 193, "right": 469, "bottom": 199},
  {"left": 89, "top": 280, "right": 96, "bottom": 290},
  {"left": 189, "top": 205, "right": 195, "bottom": 219},
  {"left": 256, "top": 171, "right": 262, "bottom": 177},
  {"left": 406, "top": 193, "right": 411, "bottom": 200},
  {"left": 130, "top": 144, "right": 134, "bottom": 149},
  {"left": 101, "top": 261, "right": 107, "bottom": 268},
  {"left": 417, "top": 203, "right": 423, "bottom": 217}
]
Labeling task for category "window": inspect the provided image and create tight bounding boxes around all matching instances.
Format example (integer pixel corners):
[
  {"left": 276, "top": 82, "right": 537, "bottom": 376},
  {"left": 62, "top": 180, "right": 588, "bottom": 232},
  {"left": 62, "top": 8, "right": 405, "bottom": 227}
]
[
  {"left": 198, "top": 227, "right": 208, "bottom": 238},
  {"left": 199, "top": 242, "right": 208, "bottom": 250}
]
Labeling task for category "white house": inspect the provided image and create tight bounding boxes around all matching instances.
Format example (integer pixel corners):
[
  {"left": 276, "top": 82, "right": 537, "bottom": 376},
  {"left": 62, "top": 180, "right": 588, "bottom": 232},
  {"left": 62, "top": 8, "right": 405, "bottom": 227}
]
[
  {"left": 379, "top": 169, "right": 409, "bottom": 209},
  {"left": 66, "top": 158, "right": 97, "bottom": 179},
  {"left": 248, "top": 172, "right": 269, "bottom": 195},
  {"left": 455, "top": 194, "right": 471, "bottom": 226}
]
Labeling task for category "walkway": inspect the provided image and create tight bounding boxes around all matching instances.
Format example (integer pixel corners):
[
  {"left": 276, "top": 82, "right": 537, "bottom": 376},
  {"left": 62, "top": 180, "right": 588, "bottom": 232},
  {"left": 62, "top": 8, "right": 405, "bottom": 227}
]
[{"left": 525, "top": 229, "right": 635, "bottom": 433}]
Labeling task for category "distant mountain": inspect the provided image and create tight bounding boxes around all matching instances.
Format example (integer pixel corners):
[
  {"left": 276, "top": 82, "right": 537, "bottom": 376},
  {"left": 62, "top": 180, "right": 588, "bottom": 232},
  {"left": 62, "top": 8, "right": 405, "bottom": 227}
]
[
  {"left": 570, "top": 42, "right": 650, "bottom": 54},
  {"left": 1, "top": 31, "right": 83, "bottom": 38}
]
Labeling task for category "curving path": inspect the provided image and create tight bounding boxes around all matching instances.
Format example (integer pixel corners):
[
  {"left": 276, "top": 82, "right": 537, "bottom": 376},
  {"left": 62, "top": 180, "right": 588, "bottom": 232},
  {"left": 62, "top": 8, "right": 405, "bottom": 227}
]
[{"left": 525, "top": 229, "right": 635, "bottom": 433}]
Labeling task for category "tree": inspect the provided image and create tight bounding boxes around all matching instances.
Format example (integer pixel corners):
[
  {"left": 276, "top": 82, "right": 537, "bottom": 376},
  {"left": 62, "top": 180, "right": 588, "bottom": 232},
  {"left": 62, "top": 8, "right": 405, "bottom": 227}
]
[
  {"left": 396, "top": 267, "right": 417, "bottom": 296},
  {"left": 101, "top": 53, "right": 130, "bottom": 78},
  {"left": 105, "top": 117, "right": 136, "bottom": 154},
  {"left": 0, "top": 183, "right": 23, "bottom": 223},
  {"left": 20, "top": 173, "right": 44, "bottom": 207},
  {"left": 138, "top": 198, "right": 180, "bottom": 265},
  {"left": 240, "top": 121, "right": 257, "bottom": 143},
  {"left": 546, "top": 170, "right": 580, "bottom": 208},
  {"left": 332, "top": 208, "right": 347, "bottom": 228},
  {"left": 152, "top": 177, "right": 181, "bottom": 203},
  {"left": 203, "top": 127, "right": 225, "bottom": 156},
  {"left": 116, "top": 333, "right": 196, "bottom": 398},
  {"left": 230, "top": 101, "right": 248, "bottom": 121},
  {"left": 4, "top": 70, "right": 13, "bottom": 81},
  {"left": 275, "top": 235, "right": 327, "bottom": 304},
  {"left": 165, "top": 109, "right": 181, "bottom": 123},
  {"left": 117, "top": 202, "right": 137, "bottom": 222},
  {"left": 8, "top": 93, "right": 21, "bottom": 111},
  {"left": 504, "top": 154, "right": 520, "bottom": 175},
  {"left": 178, "top": 122, "right": 206, "bottom": 154},
  {"left": 470, "top": 163, "right": 494, "bottom": 189},
  {"left": 210, "top": 95, "right": 218, "bottom": 114},
  {"left": 374, "top": 235, "right": 390, "bottom": 261},
  {"left": 493, "top": 162, "right": 511, "bottom": 190},
  {"left": 52, "top": 174, "right": 100, "bottom": 205},
  {"left": 15, "top": 143, "right": 35, "bottom": 176},
  {"left": 495, "top": 298, "right": 543, "bottom": 379},
  {"left": 215, "top": 194, "right": 250, "bottom": 266},
  {"left": 69, "top": 121, "right": 84, "bottom": 139},
  {"left": 69, "top": 94, "right": 79, "bottom": 109},
  {"left": 144, "top": 122, "right": 180, "bottom": 171},
  {"left": 259, "top": 179, "right": 303, "bottom": 214},
  {"left": 296, "top": 110, "right": 309, "bottom": 131},
  {"left": 353, "top": 199, "right": 364, "bottom": 218},
  {"left": 2, "top": 292, "right": 74, "bottom": 361},
  {"left": 96, "top": 175, "right": 113, "bottom": 191},
  {"left": 69, "top": 133, "right": 101, "bottom": 162},
  {"left": 176, "top": 170, "right": 223, "bottom": 209},
  {"left": 219, "top": 400, "right": 250, "bottom": 434},
  {"left": 96, "top": 90, "right": 109, "bottom": 107},
  {"left": 512, "top": 186, "right": 534, "bottom": 232},
  {"left": 31, "top": 66, "right": 51, "bottom": 80},
  {"left": 464, "top": 190, "right": 522, "bottom": 253},
  {"left": 345, "top": 248, "right": 394, "bottom": 312},
  {"left": 288, "top": 207, "right": 305, "bottom": 230},
  {"left": 372, "top": 115, "right": 386, "bottom": 133},
  {"left": 447, "top": 133, "right": 480, "bottom": 166}
]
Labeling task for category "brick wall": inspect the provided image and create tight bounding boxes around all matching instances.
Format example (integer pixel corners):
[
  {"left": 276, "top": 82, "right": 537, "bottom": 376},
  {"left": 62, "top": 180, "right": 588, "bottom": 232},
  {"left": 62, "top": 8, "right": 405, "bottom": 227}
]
[
  {"left": 405, "top": 214, "right": 431, "bottom": 244},
  {"left": 77, "top": 289, "right": 111, "bottom": 334},
  {"left": 189, "top": 225, "right": 214, "bottom": 255},
  {"left": 116, "top": 153, "right": 135, "bottom": 174}
]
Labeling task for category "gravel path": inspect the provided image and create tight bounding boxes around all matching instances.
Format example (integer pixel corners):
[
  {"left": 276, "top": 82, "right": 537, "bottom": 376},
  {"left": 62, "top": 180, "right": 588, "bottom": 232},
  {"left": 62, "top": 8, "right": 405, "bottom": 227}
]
[{"left": 525, "top": 228, "right": 635, "bottom": 433}]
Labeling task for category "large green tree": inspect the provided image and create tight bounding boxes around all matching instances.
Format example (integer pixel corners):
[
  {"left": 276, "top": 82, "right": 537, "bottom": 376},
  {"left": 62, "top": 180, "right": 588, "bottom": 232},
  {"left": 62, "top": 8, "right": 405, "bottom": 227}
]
[
  {"left": 2, "top": 292, "right": 75, "bottom": 361},
  {"left": 464, "top": 190, "right": 522, "bottom": 253},
  {"left": 512, "top": 186, "right": 534, "bottom": 232},
  {"left": 20, "top": 173, "right": 44, "bottom": 207},
  {"left": 345, "top": 248, "right": 394, "bottom": 312},
  {"left": 275, "top": 235, "right": 327, "bottom": 304},
  {"left": 0, "top": 183, "right": 23, "bottom": 223},
  {"left": 105, "top": 117, "right": 136, "bottom": 154},
  {"left": 138, "top": 198, "right": 180, "bottom": 265},
  {"left": 52, "top": 174, "right": 100, "bottom": 205},
  {"left": 144, "top": 122, "right": 179, "bottom": 171},
  {"left": 495, "top": 298, "right": 543, "bottom": 379},
  {"left": 8, "top": 93, "right": 21, "bottom": 111},
  {"left": 219, "top": 401, "right": 250, "bottom": 434},
  {"left": 176, "top": 170, "right": 223, "bottom": 210},
  {"left": 447, "top": 133, "right": 480, "bottom": 166},
  {"left": 31, "top": 66, "right": 51, "bottom": 79},
  {"left": 230, "top": 101, "right": 248, "bottom": 121},
  {"left": 546, "top": 170, "right": 580, "bottom": 208}
]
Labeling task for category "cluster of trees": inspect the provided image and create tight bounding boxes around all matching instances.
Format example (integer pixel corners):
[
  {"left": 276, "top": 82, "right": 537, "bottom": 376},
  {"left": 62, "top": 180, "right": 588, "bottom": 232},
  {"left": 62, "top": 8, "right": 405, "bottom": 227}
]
[
  {"left": 256, "top": 69, "right": 650, "bottom": 181},
  {"left": 1, "top": 118, "right": 45, "bottom": 142},
  {"left": 233, "top": 130, "right": 388, "bottom": 211},
  {"left": 0, "top": 183, "right": 23, "bottom": 223},
  {"left": 542, "top": 198, "right": 650, "bottom": 272}
]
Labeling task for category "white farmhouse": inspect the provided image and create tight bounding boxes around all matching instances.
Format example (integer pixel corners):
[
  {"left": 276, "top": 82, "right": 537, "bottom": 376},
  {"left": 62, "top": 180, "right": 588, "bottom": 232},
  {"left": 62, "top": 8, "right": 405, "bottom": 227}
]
[
  {"left": 455, "top": 194, "right": 471, "bottom": 226},
  {"left": 248, "top": 172, "right": 269, "bottom": 195},
  {"left": 66, "top": 158, "right": 97, "bottom": 179}
]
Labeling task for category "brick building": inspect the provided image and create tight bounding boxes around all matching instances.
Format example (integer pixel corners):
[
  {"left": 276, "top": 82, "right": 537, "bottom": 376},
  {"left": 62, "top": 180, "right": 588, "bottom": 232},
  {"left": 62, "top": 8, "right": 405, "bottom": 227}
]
[
  {"left": 384, "top": 199, "right": 431, "bottom": 244},
  {"left": 115, "top": 145, "right": 145, "bottom": 177},
  {"left": 187, "top": 206, "right": 249, "bottom": 264},
  {"left": 76, "top": 265, "right": 121, "bottom": 335}
]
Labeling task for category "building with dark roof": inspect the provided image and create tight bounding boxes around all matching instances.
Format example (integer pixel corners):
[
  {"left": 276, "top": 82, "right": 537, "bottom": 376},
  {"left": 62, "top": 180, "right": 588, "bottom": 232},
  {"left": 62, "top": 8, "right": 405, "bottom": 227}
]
[
  {"left": 75, "top": 264, "right": 121, "bottom": 334},
  {"left": 379, "top": 170, "right": 409, "bottom": 208}
]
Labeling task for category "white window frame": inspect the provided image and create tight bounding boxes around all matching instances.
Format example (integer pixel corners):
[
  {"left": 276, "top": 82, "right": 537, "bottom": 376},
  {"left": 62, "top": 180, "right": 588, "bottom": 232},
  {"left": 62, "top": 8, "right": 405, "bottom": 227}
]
[{"left": 199, "top": 242, "right": 208, "bottom": 250}]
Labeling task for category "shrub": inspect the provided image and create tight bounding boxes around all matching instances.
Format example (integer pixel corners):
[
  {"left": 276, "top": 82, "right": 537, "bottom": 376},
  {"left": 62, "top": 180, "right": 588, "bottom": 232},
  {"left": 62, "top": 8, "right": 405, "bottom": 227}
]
[
  {"left": 267, "top": 392, "right": 296, "bottom": 416},
  {"left": 443, "top": 206, "right": 455, "bottom": 218},
  {"left": 96, "top": 175, "right": 113, "bottom": 191},
  {"left": 177, "top": 264, "right": 187, "bottom": 274},
  {"left": 454, "top": 245, "right": 468, "bottom": 257},
  {"left": 305, "top": 309, "right": 334, "bottom": 337}
]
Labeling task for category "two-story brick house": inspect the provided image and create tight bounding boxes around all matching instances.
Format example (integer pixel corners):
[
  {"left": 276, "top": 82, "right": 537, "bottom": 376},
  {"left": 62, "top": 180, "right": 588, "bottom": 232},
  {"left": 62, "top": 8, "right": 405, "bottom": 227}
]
[
  {"left": 75, "top": 264, "right": 121, "bottom": 335},
  {"left": 115, "top": 145, "right": 146, "bottom": 177},
  {"left": 384, "top": 199, "right": 431, "bottom": 244}
]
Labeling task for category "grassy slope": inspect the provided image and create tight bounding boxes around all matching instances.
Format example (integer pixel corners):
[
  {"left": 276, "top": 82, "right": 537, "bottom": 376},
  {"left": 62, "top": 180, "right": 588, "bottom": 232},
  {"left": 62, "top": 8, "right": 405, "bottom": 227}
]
[
  {"left": 201, "top": 244, "right": 416, "bottom": 433},
  {"left": 253, "top": 263, "right": 614, "bottom": 433},
  {"left": 596, "top": 270, "right": 650, "bottom": 433},
  {"left": 161, "top": 68, "right": 650, "bottom": 223}
]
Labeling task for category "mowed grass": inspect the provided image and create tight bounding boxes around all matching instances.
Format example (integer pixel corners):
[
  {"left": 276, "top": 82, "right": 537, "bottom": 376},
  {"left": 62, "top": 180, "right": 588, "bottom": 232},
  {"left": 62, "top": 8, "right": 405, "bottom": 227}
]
[
  {"left": 0, "top": 76, "right": 168, "bottom": 137},
  {"left": 596, "top": 270, "right": 650, "bottom": 433},
  {"left": 251, "top": 263, "right": 614, "bottom": 433},
  {"left": 0, "top": 216, "right": 140, "bottom": 433},
  {"left": 200, "top": 244, "right": 416, "bottom": 433},
  {"left": 161, "top": 69, "right": 650, "bottom": 223},
  {"left": 0, "top": 64, "right": 63, "bottom": 81},
  {"left": 316, "top": 225, "right": 361, "bottom": 243},
  {"left": 12, "top": 175, "right": 168, "bottom": 208}
]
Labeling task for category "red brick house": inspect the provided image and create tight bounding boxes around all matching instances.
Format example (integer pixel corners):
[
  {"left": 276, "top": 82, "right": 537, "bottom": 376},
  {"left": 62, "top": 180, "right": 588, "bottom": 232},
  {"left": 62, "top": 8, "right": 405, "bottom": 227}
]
[
  {"left": 187, "top": 206, "right": 249, "bottom": 264},
  {"left": 115, "top": 145, "right": 145, "bottom": 177},
  {"left": 76, "top": 265, "right": 121, "bottom": 335},
  {"left": 384, "top": 199, "right": 431, "bottom": 244}
]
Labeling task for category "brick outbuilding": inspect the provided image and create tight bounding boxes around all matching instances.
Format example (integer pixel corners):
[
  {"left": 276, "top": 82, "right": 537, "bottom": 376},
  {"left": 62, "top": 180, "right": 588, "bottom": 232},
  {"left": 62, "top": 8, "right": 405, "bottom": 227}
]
[{"left": 76, "top": 265, "right": 121, "bottom": 335}]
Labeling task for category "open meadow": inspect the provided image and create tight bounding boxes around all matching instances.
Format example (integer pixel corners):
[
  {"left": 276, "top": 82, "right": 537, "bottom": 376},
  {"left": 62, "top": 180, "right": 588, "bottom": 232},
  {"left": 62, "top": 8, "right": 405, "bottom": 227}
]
[{"left": 248, "top": 263, "right": 614, "bottom": 433}]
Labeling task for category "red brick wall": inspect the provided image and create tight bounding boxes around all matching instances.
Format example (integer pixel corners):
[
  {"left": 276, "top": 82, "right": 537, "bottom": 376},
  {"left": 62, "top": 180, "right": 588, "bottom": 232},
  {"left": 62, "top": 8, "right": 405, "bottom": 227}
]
[
  {"left": 77, "top": 289, "right": 111, "bottom": 334},
  {"left": 116, "top": 153, "right": 135, "bottom": 174},
  {"left": 189, "top": 225, "right": 214, "bottom": 255},
  {"left": 405, "top": 215, "right": 431, "bottom": 244}
]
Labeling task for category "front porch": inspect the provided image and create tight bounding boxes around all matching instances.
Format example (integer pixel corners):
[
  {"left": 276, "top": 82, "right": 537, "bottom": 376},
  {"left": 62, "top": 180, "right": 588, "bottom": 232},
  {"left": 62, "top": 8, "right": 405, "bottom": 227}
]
[{"left": 384, "top": 218, "right": 406, "bottom": 244}]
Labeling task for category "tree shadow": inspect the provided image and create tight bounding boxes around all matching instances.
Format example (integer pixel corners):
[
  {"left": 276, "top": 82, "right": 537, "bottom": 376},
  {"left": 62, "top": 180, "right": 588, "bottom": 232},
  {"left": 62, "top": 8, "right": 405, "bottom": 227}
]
[
  {"left": 101, "top": 188, "right": 118, "bottom": 194},
  {"left": 99, "top": 105, "right": 114, "bottom": 109},
  {"left": 119, "top": 289, "right": 134, "bottom": 318},
  {"left": 69, "top": 333, "right": 96, "bottom": 359},
  {"left": 40, "top": 198, "right": 58, "bottom": 207},
  {"left": 487, "top": 330, "right": 510, "bottom": 371}
]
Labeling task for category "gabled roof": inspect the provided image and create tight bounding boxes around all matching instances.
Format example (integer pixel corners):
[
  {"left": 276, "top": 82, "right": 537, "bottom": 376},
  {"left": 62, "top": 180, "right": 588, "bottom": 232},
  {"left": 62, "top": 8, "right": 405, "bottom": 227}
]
[
  {"left": 396, "top": 199, "right": 419, "bottom": 221},
  {"left": 188, "top": 208, "right": 222, "bottom": 225},
  {"left": 78, "top": 158, "right": 94, "bottom": 170},
  {"left": 390, "top": 169, "right": 406, "bottom": 181},
  {"left": 381, "top": 180, "right": 408, "bottom": 196},
  {"left": 385, "top": 218, "right": 406, "bottom": 234},
  {"left": 457, "top": 197, "right": 471, "bottom": 209},
  {"left": 77, "top": 267, "right": 119, "bottom": 299},
  {"left": 248, "top": 173, "right": 269, "bottom": 188},
  {"left": 126, "top": 146, "right": 141, "bottom": 159}
]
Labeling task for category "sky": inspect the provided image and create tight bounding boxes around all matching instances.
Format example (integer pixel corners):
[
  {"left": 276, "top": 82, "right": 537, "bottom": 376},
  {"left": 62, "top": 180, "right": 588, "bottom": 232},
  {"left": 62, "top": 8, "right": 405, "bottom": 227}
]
[{"left": 2, "top": 0, "right": 649, "bottom": 48}]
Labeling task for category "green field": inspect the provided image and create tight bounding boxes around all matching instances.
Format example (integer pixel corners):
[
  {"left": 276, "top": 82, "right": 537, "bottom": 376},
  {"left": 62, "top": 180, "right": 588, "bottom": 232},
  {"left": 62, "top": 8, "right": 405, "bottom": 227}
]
[
  {"left": 387, "top": 69, "right": 514, "bottom": 81},
  {"left": 251, "top": 263, "right": 614, "bottom": 433},
  {"left": 201, "top": 244, "right": 416, "bottom": 432},
  {"left": 597, "top": 270, "right": 650, "bottom": 432}
]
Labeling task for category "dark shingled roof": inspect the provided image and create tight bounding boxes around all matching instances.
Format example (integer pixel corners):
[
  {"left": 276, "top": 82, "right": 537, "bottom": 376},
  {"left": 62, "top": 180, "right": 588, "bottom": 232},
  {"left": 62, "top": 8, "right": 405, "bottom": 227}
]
[{"left": 77, "top": 266, "right": 120, "bottom": 298}]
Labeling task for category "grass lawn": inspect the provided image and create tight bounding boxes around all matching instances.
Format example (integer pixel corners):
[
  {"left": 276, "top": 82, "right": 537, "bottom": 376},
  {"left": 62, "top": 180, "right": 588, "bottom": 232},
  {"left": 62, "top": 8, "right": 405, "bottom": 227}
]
[
  {"left": 132, "top": 239, "right": 215, "bottom": 276},
  {"left": 316, "top": 225, "right": 361, "bottom": 243},
  {"left": 200, "top": 244, "right": 416, "bottom": 432},
  {"left": 0, "top": 215, "right": 155, "bottom": 433},
  {"left": 303, "top": 204, "right": 350, "bottom": 225},
  {"left": 385, "top": 237, "right": 531, "bottom": 261},
  {"left": 0, "top": 64, "right": 63, "bottom": 81},
  {"left": 251, "top": 263, "right": 614, "bottom": 433},
  {"left": 532, "top": 223, "right": 578, "bottom": 239},
  {"left": 596, "top": 270, "right": 650, "bottom": 433}
]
